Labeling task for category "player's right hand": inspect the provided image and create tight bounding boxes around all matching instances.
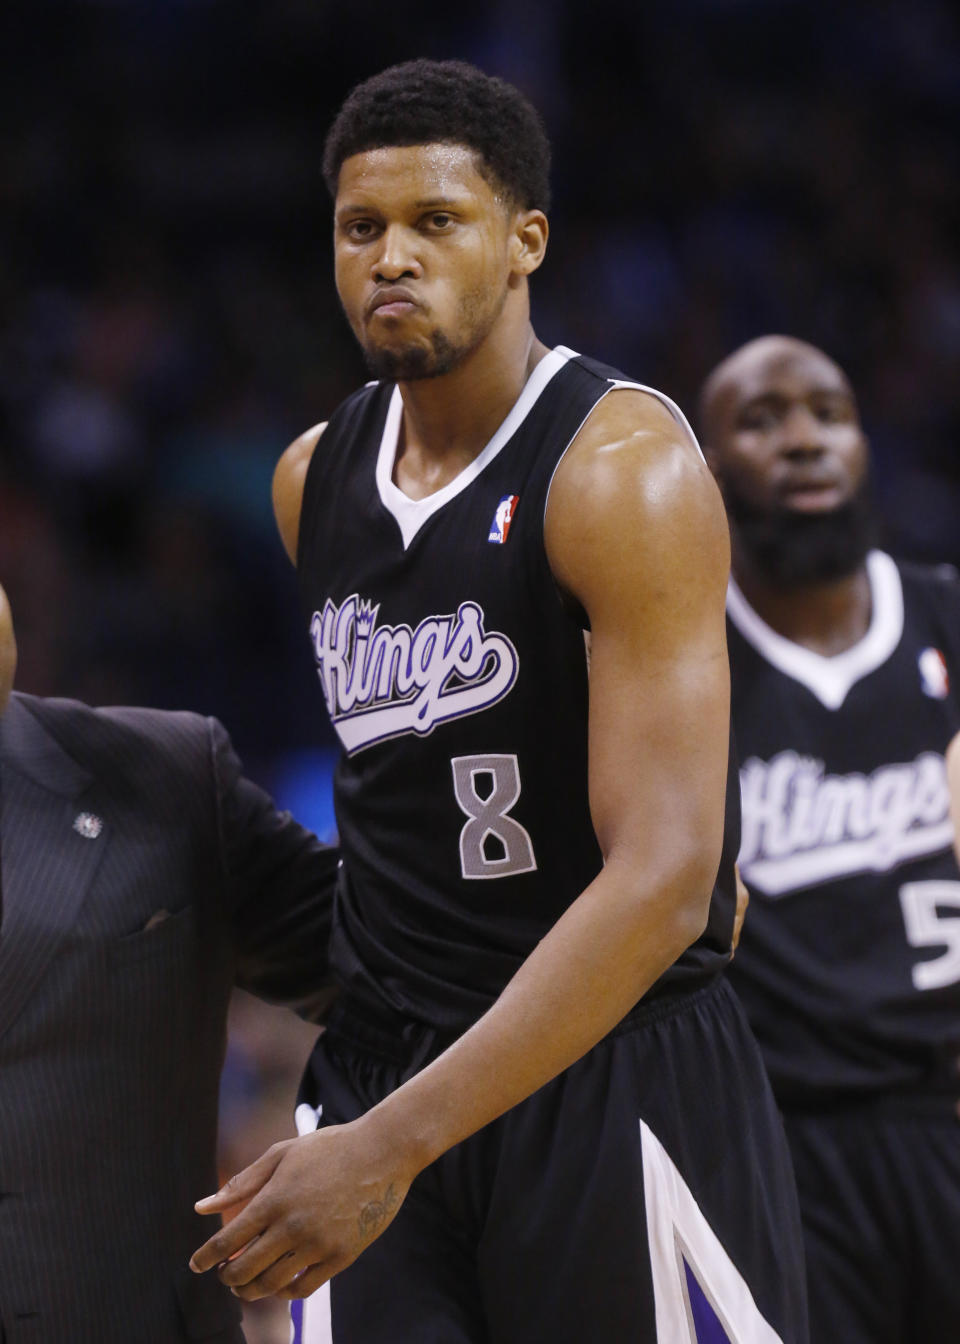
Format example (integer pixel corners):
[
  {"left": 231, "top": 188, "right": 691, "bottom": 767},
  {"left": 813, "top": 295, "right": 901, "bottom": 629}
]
[{"left": 189, "top": 1118, "right": 411, "bottom": 1301}]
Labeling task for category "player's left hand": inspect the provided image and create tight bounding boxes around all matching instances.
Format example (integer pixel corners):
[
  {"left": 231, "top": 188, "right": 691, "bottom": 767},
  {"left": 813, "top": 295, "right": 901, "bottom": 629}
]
[{"left": 189, "top": 1120, "right": 410, "bottom": 1300}]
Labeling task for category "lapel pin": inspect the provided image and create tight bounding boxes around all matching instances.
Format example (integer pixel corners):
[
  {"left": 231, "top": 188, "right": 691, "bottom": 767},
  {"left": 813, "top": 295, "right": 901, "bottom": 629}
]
[{"left": 73, "top": 812, "right": 104, "bottom": 840}]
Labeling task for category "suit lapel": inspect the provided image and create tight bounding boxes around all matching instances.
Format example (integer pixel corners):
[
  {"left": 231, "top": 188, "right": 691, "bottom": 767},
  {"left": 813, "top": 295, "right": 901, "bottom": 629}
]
[{"left": 0, "top": 696, "right": 110, "bottom": 1045}]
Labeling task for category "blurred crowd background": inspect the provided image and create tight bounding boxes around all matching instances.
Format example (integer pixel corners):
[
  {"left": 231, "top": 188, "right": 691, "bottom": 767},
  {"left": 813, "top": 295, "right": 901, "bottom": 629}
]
[{"left": 2, "top": 1, "right": 958, "bottom": 1338}]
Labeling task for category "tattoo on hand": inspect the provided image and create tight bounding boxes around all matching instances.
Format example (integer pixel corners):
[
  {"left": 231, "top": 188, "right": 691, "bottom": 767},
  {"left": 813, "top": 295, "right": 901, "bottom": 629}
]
[{"left": 357, "top": 1184, "right": 398, "bottom": 1241}]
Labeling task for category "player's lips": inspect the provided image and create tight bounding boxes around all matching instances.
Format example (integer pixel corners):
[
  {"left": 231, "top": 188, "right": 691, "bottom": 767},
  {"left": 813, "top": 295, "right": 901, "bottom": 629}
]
[
  {"left": 366, "top": 288, "right": 420, "bottom": 320},
  {"left": 776, "top": 476, "right": 846, "bottom": 513}
]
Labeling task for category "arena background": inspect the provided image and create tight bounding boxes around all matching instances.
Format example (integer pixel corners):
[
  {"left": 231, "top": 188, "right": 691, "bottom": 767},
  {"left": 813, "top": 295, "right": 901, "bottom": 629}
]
[{"left": 2, "top": 2, "right": 958, "bottom": 1338}]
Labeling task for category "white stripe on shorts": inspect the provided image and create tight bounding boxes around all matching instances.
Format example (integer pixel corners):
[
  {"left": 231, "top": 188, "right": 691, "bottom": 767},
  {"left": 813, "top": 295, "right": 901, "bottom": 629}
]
[
  {"left": 640, "top": 1118, "right": 784, "bottom": 1344},
  {"left": 289, "top": 1101, "right": 332, "bottom": 1341},
  {"left": 290, "top": 1281, "right": 333, "bottom": 1344}
]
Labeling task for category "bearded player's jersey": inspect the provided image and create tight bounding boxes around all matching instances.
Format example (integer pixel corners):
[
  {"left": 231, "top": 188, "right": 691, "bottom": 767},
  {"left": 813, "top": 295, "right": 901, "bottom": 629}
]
[
  {"left": 726, "top": 551, "right": 960, "bottom": 1105},
  {"left": 296, "top": 345, "right": 740, "bottom": 1035}
]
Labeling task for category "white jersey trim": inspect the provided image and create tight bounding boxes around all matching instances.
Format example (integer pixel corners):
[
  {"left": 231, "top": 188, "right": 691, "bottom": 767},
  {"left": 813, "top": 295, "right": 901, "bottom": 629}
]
[
  {"left": 375, "top": 346, "right": 572, "bottom": 550},
  {"left": 727, "top": 550, "right": 904, "bottom": 711},
  {"left": 552, "top": 346, "right": 707, "bottom": 462},
  {"left": 541, "top": 348, "right": 708, "bottom": 553}
]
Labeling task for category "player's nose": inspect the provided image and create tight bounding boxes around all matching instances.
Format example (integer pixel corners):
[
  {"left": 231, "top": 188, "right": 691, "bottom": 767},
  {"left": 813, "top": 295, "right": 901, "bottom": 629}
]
[
  {"left": 373, "top": 224, "right": 422, "bottom": 282},
  {"left": 779, "top": 405, "right": 825, "bottom": 459}
]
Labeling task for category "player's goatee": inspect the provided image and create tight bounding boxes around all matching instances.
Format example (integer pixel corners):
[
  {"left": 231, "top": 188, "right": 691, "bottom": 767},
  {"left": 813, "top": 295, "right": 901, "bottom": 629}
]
[{"left": 363, "top": 330, "right": 463, "bottom": 381}]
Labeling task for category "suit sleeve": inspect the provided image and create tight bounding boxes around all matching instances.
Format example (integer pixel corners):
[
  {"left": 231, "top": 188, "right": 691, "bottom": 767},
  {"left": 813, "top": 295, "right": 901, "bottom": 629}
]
[{"left": 209, "top": 717, "right": 341, "bottom": 1021}]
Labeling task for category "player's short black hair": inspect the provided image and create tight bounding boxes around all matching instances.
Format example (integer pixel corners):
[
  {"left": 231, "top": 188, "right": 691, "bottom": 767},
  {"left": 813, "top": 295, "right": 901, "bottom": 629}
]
[{"left": 323, "top": 59, "right": 551, "bottom": 212}]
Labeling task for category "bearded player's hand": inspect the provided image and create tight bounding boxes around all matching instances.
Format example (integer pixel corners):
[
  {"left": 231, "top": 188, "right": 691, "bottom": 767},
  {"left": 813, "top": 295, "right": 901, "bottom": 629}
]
[{"left": 189, "top": 1120, "right": 410, "bottom": 1300}]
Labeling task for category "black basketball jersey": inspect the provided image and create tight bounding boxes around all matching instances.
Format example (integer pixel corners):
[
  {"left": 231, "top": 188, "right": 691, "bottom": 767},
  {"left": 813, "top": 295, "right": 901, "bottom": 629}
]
[
  {"left": 297, "top": 345, "right": 739, "bottom": 1035},
  {"left": 726, "top": 551, "right": 960, "bottom": 1105}
]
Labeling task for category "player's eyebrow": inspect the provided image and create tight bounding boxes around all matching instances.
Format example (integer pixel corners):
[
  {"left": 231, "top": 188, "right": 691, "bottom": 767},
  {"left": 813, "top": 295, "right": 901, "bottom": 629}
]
[
  {"left": 810, "top": 387, "right": 854, "bottom": 404},
  {"left": 335, "top": 196, "right": 462, "bottom": 221},
  {"left": 739, "top": 392, "right": 786, "bottom": 410},
  {"left": 337, "top": 198, "right": 396, "bottom": 212},
  {"left": 334, "top": 203, "right": 377, "bottom": 220},
  {"left": 412, "top": 196, "right": 461, "bottom": 209}
]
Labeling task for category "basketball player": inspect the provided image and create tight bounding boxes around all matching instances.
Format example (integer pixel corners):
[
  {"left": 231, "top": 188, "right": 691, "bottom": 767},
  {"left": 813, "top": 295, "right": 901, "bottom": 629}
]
[
  {"left": 191, "top": 61, "right": 807, "bottom": 1343},
  {"left": 701, "top": 334, "right": 960, "bottom": 1342}
]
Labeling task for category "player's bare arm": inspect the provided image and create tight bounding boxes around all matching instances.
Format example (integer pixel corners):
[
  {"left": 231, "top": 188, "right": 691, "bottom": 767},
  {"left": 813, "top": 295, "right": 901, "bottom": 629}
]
[
  {"left": 0, "top": 582, "right": 17, "bottom": 714},
  {"left": 190, "top": 387, "right": 732, "bottom": 1300},
  {"left": 948, "top": 729, "right": 960, "bottom": 866},
  {"left": 732, "top": 863, "right": 750, "bottom": 953},
  {"left": 272, "top": 423, "right": 326, "bottom": 564}
]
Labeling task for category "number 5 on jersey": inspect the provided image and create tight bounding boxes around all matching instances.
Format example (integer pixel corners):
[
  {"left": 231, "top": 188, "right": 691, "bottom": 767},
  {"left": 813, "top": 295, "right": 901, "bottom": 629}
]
[
  {"left": 899, "top": 880, "right": 960, "bottom": 991},
  {"left": 452, "top": 754, "right": 538, "bottom": 880}
]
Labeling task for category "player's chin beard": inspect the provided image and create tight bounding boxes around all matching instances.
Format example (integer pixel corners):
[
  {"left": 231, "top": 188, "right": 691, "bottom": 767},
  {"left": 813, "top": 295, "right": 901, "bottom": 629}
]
[
  {"left": 363, "top": 328, "right": 464, "bottom": 381},
  {"left": 726, "top": 477, "right": 880, "bottom": 588},
  {"left": 361, "top": 283, "right": 507, "bottom": 382}
]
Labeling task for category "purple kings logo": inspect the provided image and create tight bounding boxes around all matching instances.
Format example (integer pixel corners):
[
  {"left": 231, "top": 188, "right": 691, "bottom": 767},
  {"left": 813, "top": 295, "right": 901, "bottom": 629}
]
[{"left": 309, "top": 596, "right": 519, "bottom": 754}]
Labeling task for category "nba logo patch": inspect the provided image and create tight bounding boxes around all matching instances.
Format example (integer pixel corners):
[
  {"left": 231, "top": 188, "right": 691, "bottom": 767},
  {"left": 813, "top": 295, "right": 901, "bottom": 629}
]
[
  {"left": 918, "top": 647, "right": 949, "bottom": 699},
  {"left": 488, "top": 494, "right": 519, "bottom": 544}
]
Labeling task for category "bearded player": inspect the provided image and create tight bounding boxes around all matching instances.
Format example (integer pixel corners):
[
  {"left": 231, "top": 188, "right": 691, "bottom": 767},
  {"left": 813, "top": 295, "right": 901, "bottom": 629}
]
[{"left": 702, "top": 334, "right": 960, "bottom": 1342}]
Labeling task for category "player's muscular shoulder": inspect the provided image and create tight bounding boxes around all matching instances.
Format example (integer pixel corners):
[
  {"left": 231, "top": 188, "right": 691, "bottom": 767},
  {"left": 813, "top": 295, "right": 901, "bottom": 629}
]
[
  {"left": 545, "top": 387, "right": 728, "bottom": 621},
  {"left": 272, "top": 422, "right": 326, "bottom": 565}
]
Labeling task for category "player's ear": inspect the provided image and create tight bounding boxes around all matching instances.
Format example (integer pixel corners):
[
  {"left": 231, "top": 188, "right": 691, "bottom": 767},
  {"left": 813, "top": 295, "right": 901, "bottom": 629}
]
[{"left": 509, "top": 209, "right": 548, "bottom": 278}]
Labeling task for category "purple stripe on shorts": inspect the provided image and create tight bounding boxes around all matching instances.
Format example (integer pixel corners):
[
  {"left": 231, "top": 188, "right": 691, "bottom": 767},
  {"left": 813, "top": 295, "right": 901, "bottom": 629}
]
[{"left": 684, "top": 1257, "right": 732, "bottom": 1343}]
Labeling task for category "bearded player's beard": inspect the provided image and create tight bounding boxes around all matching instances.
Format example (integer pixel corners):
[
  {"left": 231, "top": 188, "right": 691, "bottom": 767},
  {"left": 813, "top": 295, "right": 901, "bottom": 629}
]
[{"left": 725, "top": 476, "right": 881, "bottom": 588}]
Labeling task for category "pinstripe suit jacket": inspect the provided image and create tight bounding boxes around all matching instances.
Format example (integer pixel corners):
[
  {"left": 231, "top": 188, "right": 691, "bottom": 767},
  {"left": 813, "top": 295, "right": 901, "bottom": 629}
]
[{"left": 0, "top": 693, "right": 340, "bottom": 1344}]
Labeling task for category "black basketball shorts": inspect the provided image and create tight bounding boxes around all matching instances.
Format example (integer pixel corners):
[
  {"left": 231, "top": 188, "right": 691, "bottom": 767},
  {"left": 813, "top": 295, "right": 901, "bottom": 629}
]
[
  {"left": 291, "top": 977, "right": 808, "bottom": 1344},
  {"left": 783, "top": 1101, "right": 960, "bottom": 1344}
]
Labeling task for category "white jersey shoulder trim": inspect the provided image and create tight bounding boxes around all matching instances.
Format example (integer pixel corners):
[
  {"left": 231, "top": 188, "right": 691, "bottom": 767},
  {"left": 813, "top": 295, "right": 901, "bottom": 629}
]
[
  {"left": 375, "top": 346, "right": 572, "bottom": 551},
  {"left": 541, "top": 349, "right": 707, "bottom": 555},
  {"left": 551, "top": 346, "right": 707, "bottom": 462},
  {"left": 727, "top": 550, "right": 904, "bottom": 711}
]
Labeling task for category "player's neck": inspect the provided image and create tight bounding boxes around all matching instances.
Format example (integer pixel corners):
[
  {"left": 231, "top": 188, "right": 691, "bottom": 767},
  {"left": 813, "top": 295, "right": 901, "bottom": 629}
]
[
  {"left": 732, "top": 550, "right": 873, "bottom": 657},
  {"left": 392, "top": 319, "right": 550, "bottom": 501}
]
